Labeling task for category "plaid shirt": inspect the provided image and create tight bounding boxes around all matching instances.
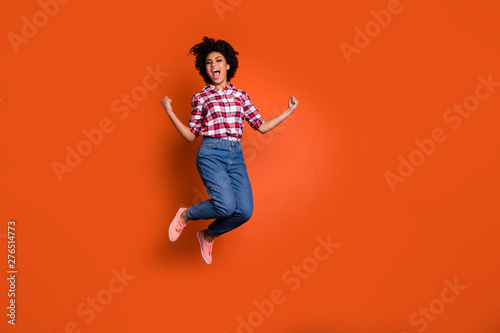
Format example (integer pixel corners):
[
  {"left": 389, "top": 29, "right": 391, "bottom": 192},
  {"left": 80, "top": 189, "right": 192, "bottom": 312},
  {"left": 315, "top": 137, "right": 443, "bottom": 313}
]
[{"left": 188, "top": 83, "right": 264, "bottom": 141}]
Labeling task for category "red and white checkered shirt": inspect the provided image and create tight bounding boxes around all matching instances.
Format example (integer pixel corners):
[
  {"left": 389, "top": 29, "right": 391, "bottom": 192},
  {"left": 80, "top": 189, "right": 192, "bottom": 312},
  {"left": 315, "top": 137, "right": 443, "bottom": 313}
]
[{"left": 188, "top": 83, "right": 264, "bottom": 141}]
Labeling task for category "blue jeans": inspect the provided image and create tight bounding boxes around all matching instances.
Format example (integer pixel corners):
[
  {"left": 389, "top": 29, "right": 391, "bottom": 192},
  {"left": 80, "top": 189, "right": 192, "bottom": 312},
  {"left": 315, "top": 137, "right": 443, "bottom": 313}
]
[{"left": 187, "top": 137, "right": 254, "bottom": 237}]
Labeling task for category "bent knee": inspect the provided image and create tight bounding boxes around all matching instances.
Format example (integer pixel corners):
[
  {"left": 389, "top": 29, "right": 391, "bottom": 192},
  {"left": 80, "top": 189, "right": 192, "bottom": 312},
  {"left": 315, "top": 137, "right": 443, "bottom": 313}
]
[
  {"left": 214, "top": 201, "right": 236, "bottom": 218},
  {"left": 239, "top": 205, "right": 253, "bottom": 223}
]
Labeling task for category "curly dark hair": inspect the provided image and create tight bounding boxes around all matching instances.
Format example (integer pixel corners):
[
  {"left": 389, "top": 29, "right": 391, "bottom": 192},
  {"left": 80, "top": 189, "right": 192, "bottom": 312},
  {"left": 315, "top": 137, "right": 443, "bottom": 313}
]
[{"left": 188, "top": 36, "right": 239, "bottom": 85}]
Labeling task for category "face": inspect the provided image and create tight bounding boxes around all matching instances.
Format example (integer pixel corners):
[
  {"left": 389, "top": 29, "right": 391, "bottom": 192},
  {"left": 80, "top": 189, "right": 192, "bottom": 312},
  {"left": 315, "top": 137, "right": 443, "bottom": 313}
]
[{"left": 205, "top": 51, "right": 230, "bottom": 85}]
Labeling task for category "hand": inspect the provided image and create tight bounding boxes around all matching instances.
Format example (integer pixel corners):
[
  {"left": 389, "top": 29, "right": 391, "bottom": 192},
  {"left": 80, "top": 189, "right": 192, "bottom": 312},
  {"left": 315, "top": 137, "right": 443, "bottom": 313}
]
[
  {"left": 161, "top": 96, "right": 173, "bottom": 114},
  {"left": 288, "top": 96, "right": 299, "bottom": 112}
]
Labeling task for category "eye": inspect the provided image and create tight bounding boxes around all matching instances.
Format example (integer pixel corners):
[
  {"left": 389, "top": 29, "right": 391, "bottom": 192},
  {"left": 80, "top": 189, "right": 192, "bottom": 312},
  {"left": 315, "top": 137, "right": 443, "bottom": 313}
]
[{"left": 216, "top": 59, "right": 222, "bottom": 62}]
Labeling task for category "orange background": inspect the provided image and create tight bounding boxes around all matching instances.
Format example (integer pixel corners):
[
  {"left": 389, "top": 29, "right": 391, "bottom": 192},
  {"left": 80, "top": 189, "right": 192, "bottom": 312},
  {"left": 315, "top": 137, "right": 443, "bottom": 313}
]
[{"left": 1, "top": 0, "right": 500, "bottom": 332}]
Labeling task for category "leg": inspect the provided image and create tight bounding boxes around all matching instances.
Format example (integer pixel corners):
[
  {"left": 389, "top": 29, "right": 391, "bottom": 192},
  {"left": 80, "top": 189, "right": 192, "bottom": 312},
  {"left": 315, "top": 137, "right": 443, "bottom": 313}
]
[
  {"left": 187, "top": 144, "right": 237, "bottom": 221},
  {"left": 207, "top": 150, "right": 254, "bottom": 237}
]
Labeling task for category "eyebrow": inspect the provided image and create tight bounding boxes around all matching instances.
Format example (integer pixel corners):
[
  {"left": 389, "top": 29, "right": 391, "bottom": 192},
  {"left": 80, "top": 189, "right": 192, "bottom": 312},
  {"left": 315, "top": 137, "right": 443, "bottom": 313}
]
[{"left": 206, "top": 56, "right": 223, "bottom": 62}]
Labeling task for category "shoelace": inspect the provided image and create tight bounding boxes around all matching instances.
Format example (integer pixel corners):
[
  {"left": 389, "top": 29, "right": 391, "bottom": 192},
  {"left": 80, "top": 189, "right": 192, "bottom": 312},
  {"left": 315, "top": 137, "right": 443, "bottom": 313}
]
[
  {"left": 208, "top": 242, "right": 213, "bottom": 255},
  {"left": 175, "top": 220, "right": 186, "bottom": 232}
]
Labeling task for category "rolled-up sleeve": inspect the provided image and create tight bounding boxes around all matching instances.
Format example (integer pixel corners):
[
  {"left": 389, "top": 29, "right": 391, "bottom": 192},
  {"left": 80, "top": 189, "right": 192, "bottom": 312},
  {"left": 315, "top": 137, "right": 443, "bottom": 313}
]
[
  {"left": 188, "top": 95, "right": 204, "bottom": 136},
  {"left": 242, "top": 92, "right": 264, "bottom": 130}
]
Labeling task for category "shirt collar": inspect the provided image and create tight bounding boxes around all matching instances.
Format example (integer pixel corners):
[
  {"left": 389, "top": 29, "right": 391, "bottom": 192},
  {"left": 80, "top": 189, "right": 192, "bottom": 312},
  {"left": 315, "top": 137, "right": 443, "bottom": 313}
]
[{"left": 205, "top": 83, "right": 235, "bottom": 94}]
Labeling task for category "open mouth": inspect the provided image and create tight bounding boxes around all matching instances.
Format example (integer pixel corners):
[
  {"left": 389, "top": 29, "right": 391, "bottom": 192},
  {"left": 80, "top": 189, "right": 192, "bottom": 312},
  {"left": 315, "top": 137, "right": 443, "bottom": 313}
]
[{"left": 212, "top": 69, "right": 220, "bottom": 80}]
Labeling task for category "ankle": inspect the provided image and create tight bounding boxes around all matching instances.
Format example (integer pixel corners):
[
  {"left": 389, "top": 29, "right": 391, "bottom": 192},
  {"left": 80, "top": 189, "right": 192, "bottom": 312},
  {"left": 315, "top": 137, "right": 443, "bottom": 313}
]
[
  {"left": 181, "top": 209, "right": 190, "bottom": 223},
  {"left": 204, "top": 230, "right": 214, "bottom": 243}
]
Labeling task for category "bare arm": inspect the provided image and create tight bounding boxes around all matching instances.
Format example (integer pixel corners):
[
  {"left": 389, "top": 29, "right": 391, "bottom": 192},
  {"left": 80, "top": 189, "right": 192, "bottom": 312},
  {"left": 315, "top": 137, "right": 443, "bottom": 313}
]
[
  {"left": 258, "top": 96, "right": 299, "bottom": 134},
  {"left": 161, "top": 96, "right": 197, "bottom": 143}
]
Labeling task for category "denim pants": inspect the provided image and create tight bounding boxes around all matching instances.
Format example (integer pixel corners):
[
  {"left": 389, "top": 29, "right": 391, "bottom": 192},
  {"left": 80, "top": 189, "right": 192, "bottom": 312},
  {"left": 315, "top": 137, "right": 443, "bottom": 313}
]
[{"left": 187, "top": 137, "right": 254, "bottom": 237}]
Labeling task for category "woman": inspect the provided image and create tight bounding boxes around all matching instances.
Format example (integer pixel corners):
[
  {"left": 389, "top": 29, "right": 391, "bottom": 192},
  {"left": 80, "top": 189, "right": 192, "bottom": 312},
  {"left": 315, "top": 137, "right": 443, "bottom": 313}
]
[{"left": 161, "top": 36, "right": 299, "bottom": 264}]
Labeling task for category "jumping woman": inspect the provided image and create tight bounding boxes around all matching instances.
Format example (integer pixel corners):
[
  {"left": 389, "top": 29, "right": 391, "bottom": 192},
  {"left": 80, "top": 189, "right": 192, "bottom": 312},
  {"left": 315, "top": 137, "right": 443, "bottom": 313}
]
[{"left": 161, "top": 36, "right": 299, "bottom": 264}]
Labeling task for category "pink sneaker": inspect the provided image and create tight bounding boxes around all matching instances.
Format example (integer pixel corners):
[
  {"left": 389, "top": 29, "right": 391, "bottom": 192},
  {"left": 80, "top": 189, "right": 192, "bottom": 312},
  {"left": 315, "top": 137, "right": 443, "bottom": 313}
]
[
  {"left": 169, "top": 208, "right": 188, "bottom": 242},
  {"left": 197, "top": 230, "right": 214, "bottom": 264}
]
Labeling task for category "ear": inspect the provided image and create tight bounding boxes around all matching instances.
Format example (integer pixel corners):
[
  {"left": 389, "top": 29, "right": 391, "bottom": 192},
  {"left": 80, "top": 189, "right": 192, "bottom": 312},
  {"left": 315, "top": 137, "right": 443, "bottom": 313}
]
[{"left": 226, "top": 64, "right": 230, "bottom": 70}]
